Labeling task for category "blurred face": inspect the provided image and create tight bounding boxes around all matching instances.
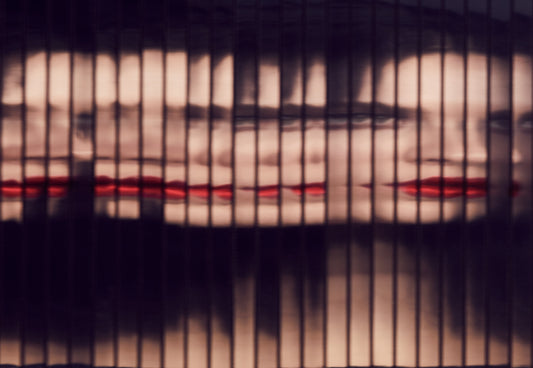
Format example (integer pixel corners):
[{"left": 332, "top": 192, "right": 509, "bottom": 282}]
[
  {"left": 511, "top": 55, "right": 533, "bottom": 218},
  {"left": 327, "top": 52, "right": 524, "bottom": 224},
  {"left": 0, "top": 51, "right": 529, "bottom": 226}
]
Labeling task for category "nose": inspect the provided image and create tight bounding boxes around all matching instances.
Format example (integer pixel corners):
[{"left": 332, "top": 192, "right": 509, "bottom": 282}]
[{"left": 404, "top": 121, "right": 489, "bottom": 165}]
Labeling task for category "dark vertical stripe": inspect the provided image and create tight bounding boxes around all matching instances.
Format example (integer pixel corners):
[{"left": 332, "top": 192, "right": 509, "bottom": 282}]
[
  {"left": 507, "top": 1, "right": 515, "bottom": 366},
  {"left": 67, "top": 0, "right": 75, "bottom": 365},
  {"left": 484, "top": 0, "right": 493, "bottom": 366},
  {"left": 207, "top": 1, "right": 215, "bottom": 368},
  {"left": 415, "top": 1, "right": 422, "bottom": 366},
  {"left": 113, "top": 0, "right": 122, "bottom": 365},
  {"left": 438, "top": 1, "right": 446, "bottom": 367},
  {"left": 160, "top": 0, "right": 169, "bottom": 366},
  {"left": 346, "top": 0, "right": 354, "bottom": 365},
  {"left": 183, "top": 1, "right": 191, "bottom": 367},
  {"left": 323, "top": 0, "right": 329, "bottom": 365},
  {"left": 137, "top": 0, "right": 145, "bottom": 366},
  {"left": 19, "top": 0, "right": 28, "bottom": 365},
  {"left": 276, "top": 0, "right": 283, "bottom": 366},
  {"left": 0, "top": 0, "right": 4, "bottom": 361},
  {"left": 252, "top": 0, "right": 260, "bottom": 367},
  {"left": 392, "top": 0, "right": 400, "bottom": 366},
  {"left": 90, "top": 1, "right": 99, "bottom": 366},
  {"left": 369, "top": 1, "right": 376, "bottom": 365},
  {"left": 43, "top": 0, "right": 52, "bottom": 364},
  {"left": 461, "top": 1, "right": 470, "bottom": 367},
  {"left": 230, "top": 0, "right": 238, "bottom": 367},
  {"left": 299, "top": 1, "right": 307, "bottom": 366},
  {"left": 530, "top": 6, "right": 533, "bottom": 368}
]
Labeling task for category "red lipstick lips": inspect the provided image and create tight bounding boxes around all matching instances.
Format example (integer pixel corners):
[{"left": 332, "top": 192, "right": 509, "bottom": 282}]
[
  {"left": 0, "top": 177, "right": 326, "bottom": 200},
  {"left": 387, "top": 176, "right": 519, "bottom": 198},
  {"left": 393, "top": 177, "right": 487, "bottom": 198}
]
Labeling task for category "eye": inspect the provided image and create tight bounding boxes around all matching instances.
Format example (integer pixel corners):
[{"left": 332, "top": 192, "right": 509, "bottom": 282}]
[
  {"left": 489, "top": 118, "right": 511, "bottom": 133},
  {"left": 350, "top": 113, "right": 396, "bottom": 129},
  {"left": 518, "top": 119, "right": 533, "bottom": 131}
]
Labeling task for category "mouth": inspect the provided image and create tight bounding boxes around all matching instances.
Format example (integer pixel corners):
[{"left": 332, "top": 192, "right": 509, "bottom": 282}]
[
  {"left": 382, "top": 177, "right": 520, "bottom": 198},
  {"left": 0, "top": 177, "right": 326, "bottom": 200}
]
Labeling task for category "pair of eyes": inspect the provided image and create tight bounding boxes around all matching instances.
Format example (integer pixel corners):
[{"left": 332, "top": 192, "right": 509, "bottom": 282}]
[{"left": 229, "top": 114, "right": 533, "bottom": 132}]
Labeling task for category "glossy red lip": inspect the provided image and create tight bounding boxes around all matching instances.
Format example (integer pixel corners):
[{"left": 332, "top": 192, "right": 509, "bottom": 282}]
[
  {"left": 392, "top": 177, "right": 487, "bottom": 198},
  {"left": 0, "top": 177, "right": 327, "bottom": 200},
  {"left": 381, "top": 176, "right": 519, "bottom": 198},
  {"left": 0, "top": 176, "right": 70, "bottom": 198}
]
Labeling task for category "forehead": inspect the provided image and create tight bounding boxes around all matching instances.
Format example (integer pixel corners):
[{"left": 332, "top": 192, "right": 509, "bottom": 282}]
[
  {"left": 357, "top": 52, "right": 518, "bottom": 111},
  {"left": 1, "top": 50, "right": 232, "bottom": 110}
]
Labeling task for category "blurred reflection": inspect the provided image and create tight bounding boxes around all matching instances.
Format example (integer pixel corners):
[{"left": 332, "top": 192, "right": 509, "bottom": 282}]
[{"left": 1, "top": 50, "right": 529, "bottom": 226}]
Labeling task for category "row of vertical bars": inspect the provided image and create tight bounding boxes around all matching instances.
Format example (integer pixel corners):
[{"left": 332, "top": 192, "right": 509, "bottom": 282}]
[{"left": 0, "top": 0, "right": 529, "bottom": 367}]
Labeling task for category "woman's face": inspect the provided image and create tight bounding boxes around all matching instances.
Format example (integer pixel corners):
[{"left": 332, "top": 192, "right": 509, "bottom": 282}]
[
  {"left": 0, "top": 51, "right": 529, "bottom": 226},
  {"left": 329, "top": 52, "right": 528, "bottom": 224}
]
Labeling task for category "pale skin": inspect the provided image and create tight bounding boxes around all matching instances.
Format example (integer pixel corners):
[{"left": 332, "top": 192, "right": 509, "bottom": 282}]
[
  {"left": 0, "top": 49, "right": 532, "bottom": 368},
  {"left": 2, "top": 50, "right": 530, "bottom": 227}
]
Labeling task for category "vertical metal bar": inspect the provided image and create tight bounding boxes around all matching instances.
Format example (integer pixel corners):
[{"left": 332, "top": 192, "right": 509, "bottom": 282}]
[
  {"left": 44, "top": 0, "right": 52, "bottom": 364},
  {"left": 184, "top": 2, "right": 191, "bottom": 368},
  {"left": 507, "top": 1, "right": 515, "bottom": 366},
  {"left": 0, "top": 0, "right": 4, "bottom": 360},
  {"left": 484, "top": 0, "right": 493, "bottom": 366},
  {"left": 346, "top": 0, "right": 354, "bottom": 365},
  {"left": 276, "top": 0, "right": 283, "bottom": 366},
  {"left": 137, "top": 0, "right": 145, "bottom": 366},
  {"left": 207, "top": 0, "right": 215, "bottom": 367},
  {"left": 462, "top": 1, "right": 470, "bottom": 366},
  {"left": 369, "top": 1, "right": 376, "bottom": 365},
  {"left": 160, "top": 0, "right": 169, "bottom": 366},
  {"left": 438, "top": 0, "right": 447, "bottom": 366},
  {"left": 67, "top": 0, "right": 75, "bottom": 365},
  {"left": 230, "top": 0, "right": 238, "bottom": 366},
  {"left": 530, "top": 6, "right": 533, "bottom": 368},
  {"left": 415, "top": 1, "right": 422, "bottom": 366},
  {"left": 19, "top": 0, "right": 28, "bottom": 364},
  {"left": 323, "top": 0, "right": 329, "bottom": 365},
  {"left": 299, "top": 0, "right": 307, "bottom": 366},
  {"left": 253, "top": 0, "right": 260, "bottom": 366},
  {"left": 90, "top": 1, "right": 99, "bottom": 366},
  {"left": 113, "top": 0, "right": 122, "bottom": 365},
  {"left": 393, "top": 0, "right": 400, "bottom": 366}
]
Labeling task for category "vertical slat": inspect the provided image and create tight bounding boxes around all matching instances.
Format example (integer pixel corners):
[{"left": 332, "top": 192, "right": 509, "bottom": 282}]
[
  {"left": 230, "top": 0, "right": 238, "bottom": 367},
  {"left": 528, "top": 6, "right": 533, "bottom": 366},
  {"left": 253, "top": 0, "right": 260, "bottom": 366},
  {"left": 113, "top": 0, "right": 122, "bottom": 365},
  {"left": 207, "top": 1, "right": 214, "bottom": 368},
  {"left": 90, "top": 0, "right": 99, "bottom": 366},
  {"left": 252, "top": 0, "right": 261, "bottom": 366},
  {"left": 369, "top": 1, "right": 376, "bottom": 366},
  {"left": 484, "top": 0, "right": 493, "bottom": 365},
  {"left": 415, "top": 1, "right": 422, "bottom": 366},
  {"left": 507, "top": 1, "right": 516, "bottom": 366},
  {"left": 276, "top": 0, "right": 283, "bottom": 366},
  {"left": 43, "top": 0, "right": 52, "bottom": 364},
  {"left": 346, "top": 0, "right": 354, "bottom": 365},
  {"left": 392, "top": 1, "right": 400, "bottom": 366},
  {"left": 0, "top": 0, "right": 4, "bottom": 361},
  {"left": 160, "top": 0, "right": 169, "bottom": 366},
  {"left": 461, "top": 1, "right": 469, "bottom": 367},
  {"left": 137, "top": 0, "right": 145, "bottom": 367},
  {"left": 19, "top": 0, "right": 28, "bottom": 365},
  {"left": 183, "top": 1, "right": 191, "bottom": 367},
  {"left": 299, "top": 1, "right": 306, "bottom": 367},
  {"left": 438, "top": 0, "right": 446, "bottom": 366},
  {"left": 322, "top": 0, "right": 329, "bottom": 365}
]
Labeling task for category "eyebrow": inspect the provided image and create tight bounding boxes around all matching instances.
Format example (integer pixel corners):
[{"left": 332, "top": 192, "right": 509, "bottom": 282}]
[
  {"left": 0, "top": 102, "right": 423, "bottom": 120},
  {"left": 349, "top": 102, "right": 416, "bottom": 118}
]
